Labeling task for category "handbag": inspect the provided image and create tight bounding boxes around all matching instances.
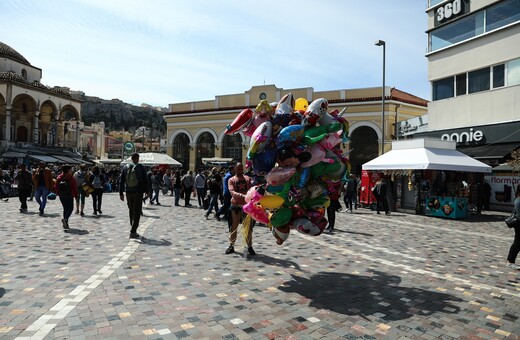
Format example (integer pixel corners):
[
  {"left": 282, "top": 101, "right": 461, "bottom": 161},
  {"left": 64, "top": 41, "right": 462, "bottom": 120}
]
[
  {"left": 505, "top": 212, "right": 520, "bottom": 228},
  {"left": 47, "top": 192, "right": 57, "bottom": 200}
]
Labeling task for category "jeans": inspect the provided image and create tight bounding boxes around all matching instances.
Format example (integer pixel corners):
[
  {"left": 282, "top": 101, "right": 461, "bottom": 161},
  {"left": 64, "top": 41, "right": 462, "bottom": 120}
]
[
  {"left": 196, "top": 187, "right": 206, "bottom": 206},
  {"left": 34, "top": 186, "right": 49, "bottom": 211},
  {"left": 126, "top": 192, "right": 143, "bottom": 233},
  {"left": 174, "top": 187, "right": 181, "bottom": 205},
  {"left": 151, "top": 187, "right": 160, "bottom": 204},
  {"left": 18, "top": 188, "right": 31, "bottom": 210},
  {"left": 91, "top": 188, "right": 103, "bottom": 212},
  {"left": 206, "top": 193, "right": 220, "bottom": 215},
  {"left": 345, "top": 192, "right": 356, "bottom": 211},
  {"left": 327, "top": 200, "right": 338, "bottom": 229},
  {"left": 507, "top": 225, "right": 520, "bottom": 264},
  {"left": 376, "top": 195, "right": 389, "bottom": 213},
  {"left": 59, "top": 196, "right": 74, "bottom": 221},
  {"left": 184, "top": 186, "right": 193, "bottom": 206}
]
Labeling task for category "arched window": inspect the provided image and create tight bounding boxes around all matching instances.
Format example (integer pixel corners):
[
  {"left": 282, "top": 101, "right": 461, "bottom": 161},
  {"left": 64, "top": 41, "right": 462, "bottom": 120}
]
[
  {"left": 222, "top": 134, "right": 242, "bottom": 161},
  {"left": 21, "top": 69, "right": 27, "bottom": 80},
  {"left": 349, "top": 126, "right": 378, "bottom": 176},
  {"left": 196, "top": 132, "right": 215, "bottom": 168},
  {"left": 173, "top": 133, "right": 190, "bottom": 170}
]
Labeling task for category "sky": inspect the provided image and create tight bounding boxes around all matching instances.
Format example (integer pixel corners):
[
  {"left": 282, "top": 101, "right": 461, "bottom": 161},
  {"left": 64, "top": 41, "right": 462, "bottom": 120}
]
[{"left": 0, "top": 0, "right": 430, "bottom": 108}]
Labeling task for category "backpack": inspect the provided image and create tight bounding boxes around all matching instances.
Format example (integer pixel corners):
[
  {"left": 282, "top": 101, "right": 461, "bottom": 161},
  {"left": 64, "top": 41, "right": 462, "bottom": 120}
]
[
  {"left": 76, "top": 170, "right": 86, "bottom": 185},
  {"left": 59, "top": 179, "right": 71, "bottom": 196},
  {"left": 126, "top": 164, "right": 139, "bottom": 188}
]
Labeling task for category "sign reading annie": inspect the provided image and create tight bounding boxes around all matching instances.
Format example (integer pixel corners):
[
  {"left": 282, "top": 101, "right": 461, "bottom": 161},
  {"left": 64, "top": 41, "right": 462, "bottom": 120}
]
[
  {"left": 441, "top": 128, "right": 484, "bottom": 144},
  {"left": 434, "top": 0, "right": 470, "bottom": 27}
]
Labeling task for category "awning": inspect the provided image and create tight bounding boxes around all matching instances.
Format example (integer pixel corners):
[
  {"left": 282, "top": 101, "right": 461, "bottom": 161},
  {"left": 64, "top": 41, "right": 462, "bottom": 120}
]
[
  {"left": 362, "top": 139, "right": 492, "bottom": 173},
  {"left": 458, "top": 142, "right": 520, "bottom": 160},
  {"left": 52, "top": 155, "right": 82, "bottom": 164},
  {"left": 28, "top": 154, "right": 61, "bottom": 163},
  {"left": 202, "top": 157, "right": 234, "bottom": 165},
  {"left": 1, "top": 151, "right": 26, "bottom": 158},
  {"left": 121, "top": 153, "right": 181, "bottom": 166}
]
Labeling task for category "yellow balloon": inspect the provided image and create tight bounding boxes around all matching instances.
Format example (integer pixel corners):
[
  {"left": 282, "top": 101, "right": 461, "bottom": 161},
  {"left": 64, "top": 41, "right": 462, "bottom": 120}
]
[
  {"left": 259, "top": 195, "right": 285, "bottom": 210},
  {"left": 294, "top": 98, "right": 309, "bottom": 112}
]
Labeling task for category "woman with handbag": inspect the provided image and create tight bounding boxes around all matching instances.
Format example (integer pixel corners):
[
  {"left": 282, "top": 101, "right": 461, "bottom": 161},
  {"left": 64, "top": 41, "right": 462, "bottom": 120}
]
[{"left": 506, "top": 186, "right": 520, "bottom": 270}]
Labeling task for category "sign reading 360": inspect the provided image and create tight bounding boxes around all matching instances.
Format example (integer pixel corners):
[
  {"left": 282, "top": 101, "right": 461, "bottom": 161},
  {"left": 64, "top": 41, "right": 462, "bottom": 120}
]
[{"left": 434, "top": 0, "right": 469, "bottom": 26}]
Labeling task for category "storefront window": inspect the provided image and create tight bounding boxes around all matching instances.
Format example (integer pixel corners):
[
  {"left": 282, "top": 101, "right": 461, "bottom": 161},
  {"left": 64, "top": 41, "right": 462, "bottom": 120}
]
[
  {"left": 486, "top": 0, "right": 520, "bottom": 32},
  {"left": 508, "top": 58, "right": 520, "bottom": 86},
  {"left": 468, "top": 68, "right": 490, "bottom": 94},
  {"left": 433, "top": 77, "right": 454, "bottom": 100}
]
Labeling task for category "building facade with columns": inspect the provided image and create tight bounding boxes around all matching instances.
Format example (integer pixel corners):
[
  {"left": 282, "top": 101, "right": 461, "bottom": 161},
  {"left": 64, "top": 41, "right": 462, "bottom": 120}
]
[
  {"left": 0, "top": 42, "right": 82, "bottom": 151},
  {"left": 164, "top": 84, "right": 428, "bottom": 174}
]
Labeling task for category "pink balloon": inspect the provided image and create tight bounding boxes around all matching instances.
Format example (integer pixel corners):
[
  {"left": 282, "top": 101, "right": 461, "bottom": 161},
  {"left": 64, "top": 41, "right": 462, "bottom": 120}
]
[
  {"left": 245, "top": 185, "right": 264, "bottom": 203},
  {"left": 243, "top": 202, "right": 269, "bottom": 224},
  {"left": 243, "top": 115, "right": 270, "bottom": 137},
  {"left": 318, "top": 132, "right": 342, "bottom": 150},
  {"left": 266, "top": 166, "right": 296, "bottom": 186},
  {"left": 291, "top": 218, "right": 324, "bottom": 236}
]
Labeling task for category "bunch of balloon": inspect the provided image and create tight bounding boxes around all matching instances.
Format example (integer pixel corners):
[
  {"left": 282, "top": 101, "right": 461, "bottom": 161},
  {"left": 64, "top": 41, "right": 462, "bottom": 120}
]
[{"left": 225, "top": 93, "right": 350, "bottom": 245}]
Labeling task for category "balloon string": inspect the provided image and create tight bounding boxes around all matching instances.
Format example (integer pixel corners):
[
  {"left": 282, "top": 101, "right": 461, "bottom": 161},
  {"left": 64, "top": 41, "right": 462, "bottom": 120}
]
[{"left": 242, "top": 214, "right": 252, "bottom": 248}]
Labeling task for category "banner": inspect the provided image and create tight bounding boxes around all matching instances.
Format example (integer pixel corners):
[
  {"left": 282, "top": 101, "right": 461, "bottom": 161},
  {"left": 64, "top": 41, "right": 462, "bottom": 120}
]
[{"left": 484, "top": 175, "right": 520, "bottom": 207}]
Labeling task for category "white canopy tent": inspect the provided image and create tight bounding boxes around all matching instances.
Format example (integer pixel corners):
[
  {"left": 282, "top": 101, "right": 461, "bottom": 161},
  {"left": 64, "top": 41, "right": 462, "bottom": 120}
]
[
  {"left": 121, "top": 153, "right": 181, "bottom": 166},
  {"left": 362, "top": 139, "right": 492, "bottom": 173},
  {"left": 202, "top": 157, "right": 234, "bottom": 166}
]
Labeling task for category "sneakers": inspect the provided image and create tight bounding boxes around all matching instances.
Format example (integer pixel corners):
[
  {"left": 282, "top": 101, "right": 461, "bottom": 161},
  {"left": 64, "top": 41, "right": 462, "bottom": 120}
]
[
  {"left": 98, "top": 209, "right": 103, "bottom": 214},
  {"left": 507, "top": 263, "right": 520, "bottom": 270},
  {"left": 225, "top": 245, "right": 235, "bottom": 254},
  {"left": 75, "top": 210, "right": 79, "bottom": 214},
  {"left": 204, "top": 213, "right": 210, "bottom": 220},
  {"left": 248, "top": 247, "right": 256, "bottom": 256},
  {"left": 129, "top": 232, "right": 140, "bottom": 239},
  {"left": 80, "top": 212, "right": 85, "bottom": 217},
  {"left": 61, "top": 219, "right": 69, "bottom": 229},
  {"left": 93, "top": 211, "right": 97, "bottom": 216},
  {"left": 216, "top": 215, "right": 221, "bottom": 221}
]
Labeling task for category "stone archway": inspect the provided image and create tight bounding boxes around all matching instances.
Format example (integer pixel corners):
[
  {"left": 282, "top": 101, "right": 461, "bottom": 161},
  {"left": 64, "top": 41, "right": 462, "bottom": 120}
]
[
  {"left": 349, "top": 126, "right": 379, "bottom": 176},
  {"left": 173, "top": 133, "right": 191, "bottom": 170},
  {"left": 16, "top": 126, "right": 28, "bottom": 142},
  {"left": 196, "top": 132, "right": 215, "bottom": 168},
  {"left": 11, "top": 94, "right": 37, "bottom": 144}
]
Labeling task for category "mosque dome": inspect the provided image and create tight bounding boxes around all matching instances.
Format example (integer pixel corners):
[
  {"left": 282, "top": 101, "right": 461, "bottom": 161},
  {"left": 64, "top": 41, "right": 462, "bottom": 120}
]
[{"left": 0, "top": 42, "right": 31, "bottom": 65}]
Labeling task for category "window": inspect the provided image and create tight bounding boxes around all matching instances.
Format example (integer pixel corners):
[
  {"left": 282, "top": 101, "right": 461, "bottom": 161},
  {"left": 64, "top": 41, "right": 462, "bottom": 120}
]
[
  {"left": 456, "top": 73, "right": 466, "bottom": 96},
  {"left": 430, "top": 12, "right": 484, "bottom": 51},
  {"left": 486, "top": 0, "right": 520, "bottom": 32},
  {"left": 433, "top": 77, "right": 454, "bottom": 100},
  {"left": 508, "top": 58, "right": 520, "bottom": 86},
  {"left": 429, "top": 0, "right": 520, "bottom": 52},
  {"left": 493, "top": 64, "right": 505, "bottom": 88},
  {"left": 468, "top": 68, "right": 490, "bottom": 94}
]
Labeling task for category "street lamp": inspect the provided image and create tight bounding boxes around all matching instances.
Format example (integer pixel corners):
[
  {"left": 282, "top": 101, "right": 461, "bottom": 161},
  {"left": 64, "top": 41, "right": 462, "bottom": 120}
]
[{"left": 375, "top": 39, "right": 386, "bottom": 155}]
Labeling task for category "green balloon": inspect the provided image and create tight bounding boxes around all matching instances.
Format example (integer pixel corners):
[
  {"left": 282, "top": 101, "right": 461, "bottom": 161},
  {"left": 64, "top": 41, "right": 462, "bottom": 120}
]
[{"left": 269, "top": 207, "right": 292, "bottom": 227}]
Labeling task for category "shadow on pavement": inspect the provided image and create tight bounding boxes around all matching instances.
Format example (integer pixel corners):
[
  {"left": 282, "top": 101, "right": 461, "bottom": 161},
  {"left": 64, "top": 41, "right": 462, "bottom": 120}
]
[
  {"left": 64, "top": 228, "right": 89, "bottom": 235},
  {"left": 247, "top": 254, "right": 302, "bottom": 271},
  {"left": 464, "top": 212, "right": 509, "bottom": 223},
  {"left": 333, "top": 229, "right": 374, "bottom": 237},
  {"left": 279, "top": 270, "right": 462, "bottom": 320},
  {"left": 0, "top": 287, "right": 5, "bottom": 298},
  {"left": 42, "top": 213, "right": 60, "bottom": 218},
  {"left": 138, "top": 237, "right": 172, "bottom": 246}
]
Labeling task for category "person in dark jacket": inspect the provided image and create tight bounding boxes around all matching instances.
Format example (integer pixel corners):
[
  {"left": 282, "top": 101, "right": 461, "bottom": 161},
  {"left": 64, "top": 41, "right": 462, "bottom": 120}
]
[
  {"left": 14, "top": 164, "right": 33, "bottom": 213},
  {"left": 373, "top": 177, "right": 390, "bottom": 215},
  {"left": 54, "top": 165, "right": 78, "bottom": 230},
  {"left": 87, "top": 166, "right": 105, "bottom": 215},
  {"left": 507, "top": 186, "right": 520, "bottom": 270},
  {"left": 119, "top": 153, "right": 149, "bottom": 239}
]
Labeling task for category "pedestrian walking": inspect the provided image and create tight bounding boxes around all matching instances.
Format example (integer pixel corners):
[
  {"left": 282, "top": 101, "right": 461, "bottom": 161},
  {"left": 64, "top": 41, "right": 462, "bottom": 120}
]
[
  {"left": 343, "top": 173, "right": 358, "bottom": 213},
  {"left": 216, "top": 165, "right": 235, "bottom": 223},
  {"left": 87, "top": 166, "right": 105, "bottom": 215},
  {"left": 14, "top": 164, "right": 32, "bottom": 213},
  {"left": 162, "top": 170, "right": 172, "bottom": 196},
  {"left": 172, "top": 170, "right": 182, "bottom": 206},
  {"left": 205, "top": 167, "right": 222, "bottom": 219},
  {"left": 32, "top": 161, "right": 53, "bottom": 216},
  {"left": 181, "top": 170, "right": 194, "bottom": 207},
  {"left": 506, "top": 186, "right": 520, "bottom": 270},
  {"left": 54, "top": 165, "right": 78, "bottom": 230},
  {"left": 194, "top": 168, "right": 206, "bottom": 208},
  {"left": 225, "top": 163, "right": 255, "bottom": 255},
  {"left": 119, "top": 153, "right": 149, "bottom": 239},
  {"left": 150, "top": 169, "right": 162, "bottom": 205},
  {"left": 73, "top": 164, "right": 88, "bottom": 216},
  {"left": 373, "top": 177, "right": 390, "bottom": 215}
]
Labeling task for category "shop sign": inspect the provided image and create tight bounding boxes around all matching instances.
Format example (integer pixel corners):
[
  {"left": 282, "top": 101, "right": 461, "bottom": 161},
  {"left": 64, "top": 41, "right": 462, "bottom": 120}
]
[
  {"left": 434, "top": 0, "right": 470, "bottom": 27},
  {"left": 440, "top": 128, "right": 483, "bottom": 144},
  {"left": 484, "top": 175, "right": 520, "bottom": 207}
]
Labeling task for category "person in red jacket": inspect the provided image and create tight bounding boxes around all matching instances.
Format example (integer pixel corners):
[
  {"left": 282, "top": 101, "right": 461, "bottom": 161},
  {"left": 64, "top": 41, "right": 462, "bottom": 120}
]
[{"left": 54, "top": 165, "right": 78, "bottom": 230}]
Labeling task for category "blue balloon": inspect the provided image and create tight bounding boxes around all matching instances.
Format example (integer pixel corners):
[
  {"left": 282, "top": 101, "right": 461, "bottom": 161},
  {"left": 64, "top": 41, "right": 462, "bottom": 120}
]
[
  {"left": 252, "top": 145, "right": 277, "bottom": 176},
  {"left": 276, "top": 125, "right": 304, "bottom": 147}
]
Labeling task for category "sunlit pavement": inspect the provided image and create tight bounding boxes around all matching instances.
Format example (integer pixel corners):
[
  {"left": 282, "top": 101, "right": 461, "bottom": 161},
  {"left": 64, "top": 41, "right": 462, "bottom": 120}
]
[{"left": 0, "top": 194, "right": 519, "bottom": 339}]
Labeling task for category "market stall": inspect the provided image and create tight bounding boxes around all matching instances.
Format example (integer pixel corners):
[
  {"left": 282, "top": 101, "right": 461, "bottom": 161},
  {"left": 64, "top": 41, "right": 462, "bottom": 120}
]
[{"left": 362, "top": 139, "right": 491, "bottom": 218}]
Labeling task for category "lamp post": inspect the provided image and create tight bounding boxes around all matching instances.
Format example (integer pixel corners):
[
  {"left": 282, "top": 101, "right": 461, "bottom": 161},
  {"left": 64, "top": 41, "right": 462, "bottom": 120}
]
[{"left": 375, "top": 39, "right": 386, "bottom": 155}]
